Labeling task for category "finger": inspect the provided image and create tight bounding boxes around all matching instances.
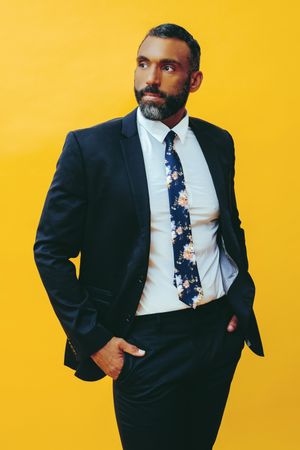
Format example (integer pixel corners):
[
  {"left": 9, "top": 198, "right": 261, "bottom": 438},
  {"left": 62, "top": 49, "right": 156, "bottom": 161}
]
[
  {"left": 227, "top": 314, "right": 238, "bottom": 332},
  {"left": 120, "top": 340, "right": 145, "bottom": 356}
]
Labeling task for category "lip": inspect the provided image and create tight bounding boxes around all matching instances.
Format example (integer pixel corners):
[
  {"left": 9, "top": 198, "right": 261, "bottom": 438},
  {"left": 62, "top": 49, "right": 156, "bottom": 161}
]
[{"left": 143, "top": 93, "right": 163, "bottom": 100}]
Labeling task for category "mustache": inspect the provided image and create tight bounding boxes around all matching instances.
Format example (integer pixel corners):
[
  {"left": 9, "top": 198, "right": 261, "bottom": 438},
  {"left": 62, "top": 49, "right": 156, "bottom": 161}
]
[{"left": 140, "top": 86, "right": 167, "bottom": 98}]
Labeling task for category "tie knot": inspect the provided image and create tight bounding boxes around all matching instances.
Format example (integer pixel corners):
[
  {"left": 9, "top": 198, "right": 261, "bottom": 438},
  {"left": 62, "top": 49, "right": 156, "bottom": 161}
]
[{"left": 164, "top": 130, "right": 176, "bottom": 147}]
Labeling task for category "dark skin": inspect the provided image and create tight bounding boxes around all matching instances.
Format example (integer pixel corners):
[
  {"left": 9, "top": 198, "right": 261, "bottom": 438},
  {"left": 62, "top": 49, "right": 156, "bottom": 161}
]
[
  {"left": 90, "top": 36, "right": 238, "bottom": 379},
  {"left": 134, "top": 35, "right": 202, "bottom": 128}
]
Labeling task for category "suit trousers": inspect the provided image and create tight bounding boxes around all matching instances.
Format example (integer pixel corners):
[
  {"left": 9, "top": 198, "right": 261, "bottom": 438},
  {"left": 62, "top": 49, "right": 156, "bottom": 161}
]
[{"left": 112, "top": 295, "right": 245, "bottom": 450}]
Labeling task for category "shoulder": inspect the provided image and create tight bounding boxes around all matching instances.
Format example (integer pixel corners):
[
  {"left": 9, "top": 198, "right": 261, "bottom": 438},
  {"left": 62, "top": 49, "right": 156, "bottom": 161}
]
[
  {"left": 61, "top": 117, "right": 122, "bottom": 157},
  {"left": 68, "top": 116, "right": 123, "bottom": 145},
  {"left": 72, "top": 117, "right": 122, "bottom": 137},
  {"left": 189, "top": 116, "right": 233, "bottom": 143},
  {"left": 189, "top": 116, "right": 235, "bottom": 163},
  {"left": 76, "top": 116, "right": 123, "bottom": 134}
]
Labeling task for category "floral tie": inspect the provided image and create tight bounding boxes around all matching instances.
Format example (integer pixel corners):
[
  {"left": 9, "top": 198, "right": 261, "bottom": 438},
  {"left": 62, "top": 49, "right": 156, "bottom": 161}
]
[{"left": 164, "top": 130, "right": 204, "bottom": 308}]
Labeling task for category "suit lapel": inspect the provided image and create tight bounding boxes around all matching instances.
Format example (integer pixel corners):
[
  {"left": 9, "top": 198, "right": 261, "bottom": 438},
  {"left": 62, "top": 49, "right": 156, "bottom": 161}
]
[
  {"left": 120, "top": 108, "right": 151, "bottom": 232},
  {"left": 120, "top": 108, "right": 230, "bottom": 234},
  {"left": 188, "top": 117, "right": 230, "bottom": 218}
]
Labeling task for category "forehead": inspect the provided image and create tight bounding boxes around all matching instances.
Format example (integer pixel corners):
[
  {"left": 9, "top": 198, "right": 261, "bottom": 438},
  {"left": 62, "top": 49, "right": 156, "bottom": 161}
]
[{"left": 137, "top": 36, "right": 191, "bottom": 65}]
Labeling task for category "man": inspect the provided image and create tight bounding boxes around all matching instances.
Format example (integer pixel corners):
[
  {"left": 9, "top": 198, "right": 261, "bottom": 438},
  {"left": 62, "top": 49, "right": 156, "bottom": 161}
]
[{"left": 34, "top": 23, "right": 264, "bottom": 450}]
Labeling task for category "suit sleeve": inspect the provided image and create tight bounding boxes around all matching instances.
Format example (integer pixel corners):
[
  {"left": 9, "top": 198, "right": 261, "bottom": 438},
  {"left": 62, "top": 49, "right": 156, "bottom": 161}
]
[
  {"left": 33, "top": 131, "right": 114, "bottom": 362},
  {"left": 226, "top": 131, "right": 249, "bottom": 272}
]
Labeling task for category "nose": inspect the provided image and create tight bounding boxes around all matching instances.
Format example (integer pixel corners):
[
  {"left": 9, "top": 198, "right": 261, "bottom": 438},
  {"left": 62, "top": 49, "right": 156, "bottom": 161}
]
[{"left": 145, "top": 64, "right": 161, "bottom": 86}]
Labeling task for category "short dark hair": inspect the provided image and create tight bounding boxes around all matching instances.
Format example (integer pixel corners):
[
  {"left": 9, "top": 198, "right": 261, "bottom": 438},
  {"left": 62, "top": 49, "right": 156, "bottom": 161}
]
[{"left": 140, "top": 23, "right": 201, "bottom": 72}]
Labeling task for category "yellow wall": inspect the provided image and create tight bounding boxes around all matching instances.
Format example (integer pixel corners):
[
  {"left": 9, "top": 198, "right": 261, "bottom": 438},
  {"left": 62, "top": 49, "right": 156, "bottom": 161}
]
[{"left": 1, "top": 1, "right": 299, "bottom": 449}]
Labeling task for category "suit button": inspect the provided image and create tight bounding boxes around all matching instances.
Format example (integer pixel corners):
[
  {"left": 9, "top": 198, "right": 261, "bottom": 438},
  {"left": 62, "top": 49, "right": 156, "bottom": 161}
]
[
  {"left": 125, "top": 313, "right": 132, "bottom": 323},
  {"left": 138, "top": 275, "right": 145, "bottom": 284}
]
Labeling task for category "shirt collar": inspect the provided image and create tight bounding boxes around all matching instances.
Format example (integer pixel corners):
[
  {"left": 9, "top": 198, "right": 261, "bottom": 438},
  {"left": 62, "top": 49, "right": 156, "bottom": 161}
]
[{"left": 137, "top": 106, "right": 189, "bottom": 144}]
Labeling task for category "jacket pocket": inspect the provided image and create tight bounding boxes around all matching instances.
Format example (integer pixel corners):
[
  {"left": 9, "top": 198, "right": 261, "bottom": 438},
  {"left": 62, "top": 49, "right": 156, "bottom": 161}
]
[{"left": 84, "top": 284, "right": 114, "bottom": 316}]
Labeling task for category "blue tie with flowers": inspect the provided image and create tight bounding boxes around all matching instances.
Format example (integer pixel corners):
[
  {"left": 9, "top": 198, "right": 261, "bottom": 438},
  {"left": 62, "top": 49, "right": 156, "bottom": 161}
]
[{"left": 164, "top": 130, "right": 204, "bottom": 308}]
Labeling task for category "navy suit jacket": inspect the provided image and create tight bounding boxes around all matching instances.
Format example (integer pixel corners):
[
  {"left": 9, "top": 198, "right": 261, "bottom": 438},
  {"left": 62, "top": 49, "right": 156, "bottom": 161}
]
[{"left": 33, "top": 107, "right": 264, "bottom": 381}]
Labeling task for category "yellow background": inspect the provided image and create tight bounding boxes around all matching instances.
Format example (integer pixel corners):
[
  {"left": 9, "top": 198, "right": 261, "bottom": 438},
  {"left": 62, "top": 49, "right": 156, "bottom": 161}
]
[{"left": 1, "top": 1, "right": 299, "bottom": 449}]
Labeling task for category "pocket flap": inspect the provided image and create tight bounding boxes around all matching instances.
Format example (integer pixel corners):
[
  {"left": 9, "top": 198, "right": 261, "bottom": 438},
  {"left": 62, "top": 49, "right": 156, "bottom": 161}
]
[{"left": 84, "top": 284, "right": 114, "bottom": 305}]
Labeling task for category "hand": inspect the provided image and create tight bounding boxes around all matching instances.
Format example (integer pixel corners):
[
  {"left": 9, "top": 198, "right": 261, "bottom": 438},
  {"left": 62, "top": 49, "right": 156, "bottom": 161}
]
[
  {"left": 227, "top": 314, "right": 238, "bottom": 332},
  {"left": 90, "top": 337, "right": 146, "bottom": 380}
]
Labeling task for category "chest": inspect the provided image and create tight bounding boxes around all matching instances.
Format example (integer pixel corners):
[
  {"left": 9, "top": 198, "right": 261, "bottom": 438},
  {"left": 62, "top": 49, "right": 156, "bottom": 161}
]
[{"left": 141, "top": 134, "right": 220, "bottom": 222}]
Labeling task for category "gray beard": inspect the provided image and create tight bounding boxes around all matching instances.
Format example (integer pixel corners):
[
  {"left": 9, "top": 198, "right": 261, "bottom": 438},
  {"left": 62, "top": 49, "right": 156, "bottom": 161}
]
[
  {"left": 134, "top": 76, "right": 191, "bottom": 121},
  {"left": 138, "top": 102, "right": 172, "bottom": 120}
]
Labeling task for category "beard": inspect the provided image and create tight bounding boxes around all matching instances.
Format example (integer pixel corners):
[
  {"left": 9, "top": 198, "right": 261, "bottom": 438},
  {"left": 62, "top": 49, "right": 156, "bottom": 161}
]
[{"left": 134, "top": 75, "right": 191, "bottom": 121}]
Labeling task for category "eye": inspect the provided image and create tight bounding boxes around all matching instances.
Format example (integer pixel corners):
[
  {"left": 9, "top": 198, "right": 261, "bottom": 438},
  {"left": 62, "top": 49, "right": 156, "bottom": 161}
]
[
  {"left": 162, "top": 64, "right": 175, "bottom": 72},
  {"left": 138, "top": 61, "right": 148, "bottom": 69}
]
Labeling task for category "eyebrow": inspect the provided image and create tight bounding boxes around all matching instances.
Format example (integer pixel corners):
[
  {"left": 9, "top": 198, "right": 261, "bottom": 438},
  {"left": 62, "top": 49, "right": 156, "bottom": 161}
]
[{"left": 136, "top": 55, "right": 182, "bottom": 67}]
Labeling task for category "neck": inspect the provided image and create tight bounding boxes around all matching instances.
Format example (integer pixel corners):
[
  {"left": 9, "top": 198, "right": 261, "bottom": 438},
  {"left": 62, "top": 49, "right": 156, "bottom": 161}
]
[{"left": 161, "top": 106, "right": 187, "bottom": 128}]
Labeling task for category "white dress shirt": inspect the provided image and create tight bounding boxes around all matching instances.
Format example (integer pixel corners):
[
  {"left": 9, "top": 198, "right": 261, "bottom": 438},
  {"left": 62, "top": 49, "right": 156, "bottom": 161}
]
[{"left": 135, "top": 106, "right": 226, "bottom": 315}]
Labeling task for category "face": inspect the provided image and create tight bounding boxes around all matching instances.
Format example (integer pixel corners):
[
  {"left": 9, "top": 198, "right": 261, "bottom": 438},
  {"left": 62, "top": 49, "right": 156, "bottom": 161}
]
[{"left": 134, "top": 36, "right": 202, "bottom": 120}]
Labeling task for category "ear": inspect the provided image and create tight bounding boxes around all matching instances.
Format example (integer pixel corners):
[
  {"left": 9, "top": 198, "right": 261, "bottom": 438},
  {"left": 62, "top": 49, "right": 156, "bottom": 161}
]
[{"left": 189, "top": 71, "right": 203, "bottom": 93}]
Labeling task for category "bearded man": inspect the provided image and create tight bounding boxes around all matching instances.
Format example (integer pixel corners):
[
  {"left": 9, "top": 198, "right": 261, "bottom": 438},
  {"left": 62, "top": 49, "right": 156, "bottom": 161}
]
[{"left": 34, "top": 23, "right": 264, "bottom": 450}]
